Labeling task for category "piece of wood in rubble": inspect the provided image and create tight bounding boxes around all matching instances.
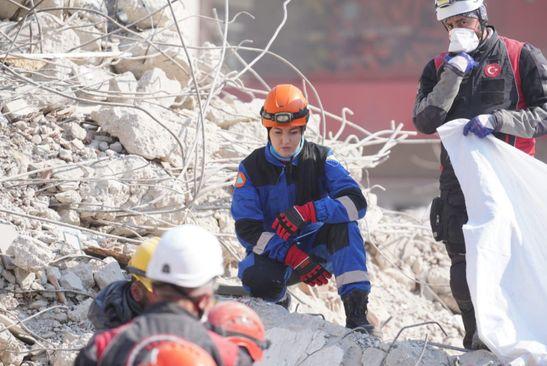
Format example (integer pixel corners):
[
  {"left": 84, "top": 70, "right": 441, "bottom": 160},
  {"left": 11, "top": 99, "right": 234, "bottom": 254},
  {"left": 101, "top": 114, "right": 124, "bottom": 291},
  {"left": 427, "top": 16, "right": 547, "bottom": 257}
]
[
  {"left": 46, "top": 273, "right": 66, "bottom": 304},
  {"left": 1, "top": 57, "right": 46, "bottom": 71},
  {"left": 0, "top": 313, "right": 37, "bottom": 345},
  {"left": 83, "top": 246, "right": 131, "bottom": 267}
]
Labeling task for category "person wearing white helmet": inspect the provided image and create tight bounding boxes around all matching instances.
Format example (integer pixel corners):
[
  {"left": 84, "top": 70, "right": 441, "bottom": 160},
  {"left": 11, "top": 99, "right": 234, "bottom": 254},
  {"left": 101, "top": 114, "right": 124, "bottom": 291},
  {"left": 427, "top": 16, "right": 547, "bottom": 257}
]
[
  {"left": 75, "top": 225, "right": 253, "bottom": 366},
  {"left": 413, "top": 0, "right": 547, "bottom": 350}
]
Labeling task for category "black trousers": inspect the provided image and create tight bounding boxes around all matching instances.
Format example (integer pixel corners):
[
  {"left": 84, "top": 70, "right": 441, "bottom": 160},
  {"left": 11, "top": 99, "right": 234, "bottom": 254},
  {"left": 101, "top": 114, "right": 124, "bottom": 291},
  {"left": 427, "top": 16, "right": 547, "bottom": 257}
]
[
  {"left": 432, "top": 188, "right": 476, "bottom": 349},
  {"left": 447, "top": 250, "right": 476, "bottom": 349}
]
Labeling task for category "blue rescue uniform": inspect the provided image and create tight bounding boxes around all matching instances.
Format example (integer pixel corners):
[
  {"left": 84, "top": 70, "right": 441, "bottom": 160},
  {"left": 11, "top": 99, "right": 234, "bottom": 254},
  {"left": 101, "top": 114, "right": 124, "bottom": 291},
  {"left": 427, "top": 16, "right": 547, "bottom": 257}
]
[{"left": 231, "top": 140, "right": 371, "bottom": 301}]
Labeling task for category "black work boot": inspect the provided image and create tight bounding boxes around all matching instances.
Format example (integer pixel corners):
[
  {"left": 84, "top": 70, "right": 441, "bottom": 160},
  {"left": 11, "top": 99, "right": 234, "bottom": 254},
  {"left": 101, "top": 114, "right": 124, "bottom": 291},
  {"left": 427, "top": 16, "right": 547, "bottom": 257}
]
[
  {"left": 342, "top": 290, "right": 376, "bottom": 335},
  {"left": 457, "top": 300, "right": 477, "bottom": 349}
]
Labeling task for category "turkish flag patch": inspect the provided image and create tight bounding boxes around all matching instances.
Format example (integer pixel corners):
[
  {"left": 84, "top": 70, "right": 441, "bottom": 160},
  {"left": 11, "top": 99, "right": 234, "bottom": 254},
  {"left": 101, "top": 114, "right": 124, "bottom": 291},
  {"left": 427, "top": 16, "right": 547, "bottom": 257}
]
[
  {"left": 234, "top": 171, "right": 247, "bottom": 188},
  {"left": 484, "top": 63, "right": 501, "bottom": 78}
]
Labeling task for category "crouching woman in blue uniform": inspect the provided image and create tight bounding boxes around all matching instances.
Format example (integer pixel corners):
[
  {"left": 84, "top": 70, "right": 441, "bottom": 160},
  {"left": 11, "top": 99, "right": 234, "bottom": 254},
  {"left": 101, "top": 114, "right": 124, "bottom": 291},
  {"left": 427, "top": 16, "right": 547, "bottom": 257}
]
[{"left": 231, "top": 84, "right": 375, "bottom": 334}]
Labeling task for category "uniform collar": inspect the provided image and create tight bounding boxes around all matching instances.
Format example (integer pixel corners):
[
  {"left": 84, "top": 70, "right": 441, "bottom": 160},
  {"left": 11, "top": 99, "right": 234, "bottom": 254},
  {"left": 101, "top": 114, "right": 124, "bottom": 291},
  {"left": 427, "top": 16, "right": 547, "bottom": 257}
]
[
  {"left": 471, "top": 26, "right": 498, "bottom": 59},
  {"left": 265, "top": 141, "right": 304, "bottom": 167}
]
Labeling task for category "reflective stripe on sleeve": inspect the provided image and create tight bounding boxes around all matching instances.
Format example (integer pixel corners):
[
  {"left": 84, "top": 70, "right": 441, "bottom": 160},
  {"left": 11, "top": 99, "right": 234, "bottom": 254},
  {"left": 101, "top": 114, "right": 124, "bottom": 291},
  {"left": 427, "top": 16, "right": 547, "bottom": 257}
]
[
  {"left": 335, "top": 270, "right": 370, "bottom": 287},
  {"left": 252, "top": 232, "right": 275, "bottom": 255},
  {"left": 336, "top": 195, "right": 359, "bottom": 221}
]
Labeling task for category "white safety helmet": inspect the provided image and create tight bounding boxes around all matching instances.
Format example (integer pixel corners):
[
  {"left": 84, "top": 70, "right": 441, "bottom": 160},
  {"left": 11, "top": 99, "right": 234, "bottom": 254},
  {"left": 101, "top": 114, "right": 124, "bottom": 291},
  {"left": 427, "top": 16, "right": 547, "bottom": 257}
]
[
  {"left": 435, "top": 0, "right": 484, "bottom": 21},
  {"left": 146, "top": 225, "right": 224, "bottom": 288}
]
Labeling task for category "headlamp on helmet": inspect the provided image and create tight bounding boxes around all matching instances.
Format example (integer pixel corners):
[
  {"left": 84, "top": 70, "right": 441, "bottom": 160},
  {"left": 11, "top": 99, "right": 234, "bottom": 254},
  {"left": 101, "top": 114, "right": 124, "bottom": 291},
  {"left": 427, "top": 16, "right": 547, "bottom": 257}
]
[{"left": 260, "top": 107, "right": 309, "bottom": 125}]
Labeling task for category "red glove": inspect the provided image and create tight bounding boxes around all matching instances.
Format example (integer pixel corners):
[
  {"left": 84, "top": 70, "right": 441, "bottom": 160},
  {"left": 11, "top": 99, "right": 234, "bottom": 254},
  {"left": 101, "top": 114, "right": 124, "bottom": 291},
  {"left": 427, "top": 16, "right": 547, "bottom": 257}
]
[
  {"left": 272, "top": 202, "right": 317, "bottom": 240},
  {"left": 284, "top": 245, "right": 331, "bottom": 286}
]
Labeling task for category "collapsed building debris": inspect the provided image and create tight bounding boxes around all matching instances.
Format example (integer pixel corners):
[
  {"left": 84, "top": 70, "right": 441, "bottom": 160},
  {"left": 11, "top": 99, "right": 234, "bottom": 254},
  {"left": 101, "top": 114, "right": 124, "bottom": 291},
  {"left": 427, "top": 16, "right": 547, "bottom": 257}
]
[{"left": 0, "top": 1, "right": 501, "bottom": 365}]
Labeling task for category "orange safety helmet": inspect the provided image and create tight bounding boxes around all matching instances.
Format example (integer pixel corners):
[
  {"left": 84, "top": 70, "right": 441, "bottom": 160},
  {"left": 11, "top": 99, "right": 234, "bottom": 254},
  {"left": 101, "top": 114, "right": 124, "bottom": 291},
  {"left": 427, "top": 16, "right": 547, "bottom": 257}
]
[
  {"left": 138, "top": 340, "right": 216, "bottom": 366},
  {"left": 207, "top": 301, "right": 269, "bottom": 362},
  {"left": 261, "top": 84, "right": 309, "bottom": 128}
]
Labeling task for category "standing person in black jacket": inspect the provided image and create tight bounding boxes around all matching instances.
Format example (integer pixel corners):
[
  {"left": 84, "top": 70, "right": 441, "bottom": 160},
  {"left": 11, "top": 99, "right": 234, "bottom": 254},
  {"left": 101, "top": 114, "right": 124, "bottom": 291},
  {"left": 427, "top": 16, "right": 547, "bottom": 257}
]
[
  {"left": 75, "top": 225, "right": 253, "bottom": 366},
  {"left": 413, "top": 0, "right": 547, "bottom": 350}
]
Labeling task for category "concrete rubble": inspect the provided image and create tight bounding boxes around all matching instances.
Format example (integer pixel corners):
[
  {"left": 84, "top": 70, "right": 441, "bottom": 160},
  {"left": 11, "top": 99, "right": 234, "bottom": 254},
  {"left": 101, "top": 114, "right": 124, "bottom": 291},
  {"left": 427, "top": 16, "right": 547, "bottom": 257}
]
[
  {"left": 137, "top": 68, "right": 182, "bottom": 108},
  {"left": 113, "top": 28, "right": 191, "bottom": 84},
  {"left": 0, "top": 3, "right": 502, "bottom": 366}
]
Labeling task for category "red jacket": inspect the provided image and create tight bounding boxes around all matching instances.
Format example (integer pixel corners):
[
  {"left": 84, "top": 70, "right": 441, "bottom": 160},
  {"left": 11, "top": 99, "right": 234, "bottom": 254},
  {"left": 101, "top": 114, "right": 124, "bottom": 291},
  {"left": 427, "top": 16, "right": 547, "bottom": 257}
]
[{"left": 75, "top": 301, "right": 252, "bottom": 366}]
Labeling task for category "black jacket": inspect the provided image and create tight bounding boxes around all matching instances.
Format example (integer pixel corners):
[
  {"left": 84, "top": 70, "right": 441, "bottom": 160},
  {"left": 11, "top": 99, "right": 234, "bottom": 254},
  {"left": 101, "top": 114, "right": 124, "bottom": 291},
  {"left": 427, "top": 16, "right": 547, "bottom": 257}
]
[
  {"left": 413, "top": 28, "right": 547, "bottom": 191},
  {"left": 87, "top": 280, "right": 142, "bottom": 330}
]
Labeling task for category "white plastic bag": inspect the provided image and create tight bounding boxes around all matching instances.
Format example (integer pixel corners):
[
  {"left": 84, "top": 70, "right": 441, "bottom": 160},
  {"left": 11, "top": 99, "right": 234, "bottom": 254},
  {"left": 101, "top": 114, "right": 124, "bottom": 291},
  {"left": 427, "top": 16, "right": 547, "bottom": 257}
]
[{"left": 438, "top": 119, "right": 547, "bottom": 366}]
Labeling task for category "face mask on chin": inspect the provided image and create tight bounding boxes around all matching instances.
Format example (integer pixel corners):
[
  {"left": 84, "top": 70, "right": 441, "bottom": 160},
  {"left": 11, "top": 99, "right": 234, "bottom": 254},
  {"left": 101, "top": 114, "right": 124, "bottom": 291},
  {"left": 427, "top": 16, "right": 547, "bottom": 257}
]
[{"left": 448, "top": 27, "right": 480, "bottom": 53}]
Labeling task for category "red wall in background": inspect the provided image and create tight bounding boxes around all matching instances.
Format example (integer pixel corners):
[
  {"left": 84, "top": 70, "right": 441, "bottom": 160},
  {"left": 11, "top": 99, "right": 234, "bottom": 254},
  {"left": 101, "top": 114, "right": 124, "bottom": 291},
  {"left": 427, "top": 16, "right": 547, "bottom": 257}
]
[
  {"left": 298, "top": 0, "right": 547, "bottom": 136},
  {"left": 310, "top": 80, "right": 418, "bottom": 135},
  {"left": 210, "top": 0, "right": 547, "bottom": 137}
]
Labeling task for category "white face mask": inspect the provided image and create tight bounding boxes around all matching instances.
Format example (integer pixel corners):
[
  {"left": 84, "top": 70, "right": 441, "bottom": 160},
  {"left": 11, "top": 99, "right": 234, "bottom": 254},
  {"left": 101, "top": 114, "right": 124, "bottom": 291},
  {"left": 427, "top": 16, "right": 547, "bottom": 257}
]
[{"left": 448, "top": 28, "right": 480, "bottom": 53}]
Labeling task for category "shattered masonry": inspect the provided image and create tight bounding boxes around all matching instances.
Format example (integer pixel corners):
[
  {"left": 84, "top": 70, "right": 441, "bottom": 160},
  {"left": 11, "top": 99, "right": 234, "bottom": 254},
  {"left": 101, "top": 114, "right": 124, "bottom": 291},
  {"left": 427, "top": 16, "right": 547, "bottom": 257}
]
[{"left": 0, "top": 1, "right": 500, "bottom": 365}]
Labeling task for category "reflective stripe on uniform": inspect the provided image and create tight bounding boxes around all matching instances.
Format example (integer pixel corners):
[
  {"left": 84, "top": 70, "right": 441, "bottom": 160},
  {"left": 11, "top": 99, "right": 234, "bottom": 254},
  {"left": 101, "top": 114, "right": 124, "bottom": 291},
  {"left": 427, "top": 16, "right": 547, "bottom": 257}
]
[
  {"left": 335, "top": 270, "right": 370, "bottom": 287},
  {"left": 252, "top": 232, "right": 275, "bottom": 255},
  {"left": 336, "top": 196, "right": 359, "bottom": 221}
]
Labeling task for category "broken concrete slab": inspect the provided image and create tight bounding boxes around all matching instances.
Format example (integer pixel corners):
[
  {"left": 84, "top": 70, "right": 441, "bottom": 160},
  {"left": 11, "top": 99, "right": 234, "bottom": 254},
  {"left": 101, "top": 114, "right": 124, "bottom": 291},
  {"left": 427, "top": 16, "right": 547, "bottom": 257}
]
[
  {"left": 55, "top": 190, "right": 82, "bottom": 204},
  {"left": 1, "top": 268, "right": 16, "bottom": 284},
  {"left": 65, "top": 15, "right": 104, "bottom": 64},
  {"left": 69, "top": 262, "right": 94, "bottom": 288},
  {"left": 93, "top": 257, "right": 125, "bottom": 289},
  {"left": 6, "top": 236, "right": 55, "bottom": 272},
  {"left": 0, "top": 224, "right": 17, "bottom": 254},
  {"left": 263, "top": 327, "right": 346, "bottom": 366},
  {"left": 56, "top": 230, "right": 83, "bottom": 256},
  {"left": 2, "top": 97, "right": 39, "bottom": 122},
  {"left": 240, "top": 298, "right": 379, "bottom": 366},
  {"left": 58, "top": 209, "right": 81, "bottom": 226},
  {"left": 68, "top": 298, "right": 93, "bottom": 322},
  {"left": 63, "top": 122, "right": 87, "bottom": 141},
  {"left": 32, "top": 59, "right": 76, "bottom": 84},
  {"left": 1, "top": 256, "right": 16, "bottom": 271},
  {"left": 0, "top": 0, "right": 63, "bottom": 20},
  {"left": 0, "top": 326, "right": 25, "bottom": 365},
  {"left": 73, "top": 65, "right": 112, "bottom": 102},
  {"left": 65, "top": 0, "right": 108, "bottom": 23},
  {"left": 3, "top": 83, "right": 76, "bottom": 118},
  {"left": 89, "top": 106, "right": 185, "bottom": 161},
  {"left": 424, "top": 267, "right": 459, "bottom": 313},
  {"left": 14, "top": 267, "right": 36, "bottom": 290},
  {"left": 108, "top": 71, "right": 138, "bottom": 104},
  {"left": 60, "top": 270, "right": 84, "bottom": 292},
  {"left": 52, "top": 165, "right": 86, "bottom": 192},
  {"left": 116, "top": 0, "right": 190, "bottom": 29},
  {"left": 0, "top": 293, "right": 19, "bottom": 310},
  {"left": 2, "top": 13, "right": 80, "bottom": 54},
  {"left": 137, "top": 68, "right": 181, "bottom": 108},
  {"left": 113, "top": 29, "right": 190, "bottom": 85},
  {"left": 380, "top": 341, "right": 450, "bottom": 366},
  {"left": 451, "top": 349, "right": 501, "bottom": 365},
  {"left": 52, "top": 329, "right": 93, "bottom": 366}
]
